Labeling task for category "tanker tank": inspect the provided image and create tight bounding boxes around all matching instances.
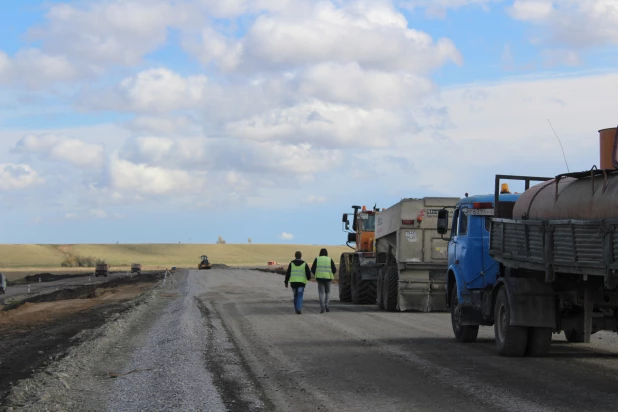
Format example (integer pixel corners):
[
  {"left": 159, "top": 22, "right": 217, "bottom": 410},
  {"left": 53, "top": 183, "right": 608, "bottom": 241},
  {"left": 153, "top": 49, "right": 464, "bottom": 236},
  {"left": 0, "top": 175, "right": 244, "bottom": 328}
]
[
  {"left": 512, "top": 173, "right": 618, "bottom": 220},
  {"left": 512, "top": 126, "right": 618, "bottom": 221}
]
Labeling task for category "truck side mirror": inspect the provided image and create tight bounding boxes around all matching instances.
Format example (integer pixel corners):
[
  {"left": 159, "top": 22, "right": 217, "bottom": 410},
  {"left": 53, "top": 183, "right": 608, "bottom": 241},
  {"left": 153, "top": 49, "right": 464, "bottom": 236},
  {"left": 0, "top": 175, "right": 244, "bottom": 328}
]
[
  {"left": 347, "top": 233, "right": 356, "bottom": 243},
  {"left": 437, "top": 209, "right": 449, "bottom": 235}
]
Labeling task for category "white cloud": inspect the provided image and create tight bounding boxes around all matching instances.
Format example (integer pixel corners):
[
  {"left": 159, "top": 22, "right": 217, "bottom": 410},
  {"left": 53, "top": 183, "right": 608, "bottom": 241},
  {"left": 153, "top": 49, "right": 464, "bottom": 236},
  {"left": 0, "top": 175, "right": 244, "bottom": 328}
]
[
  {"left": 509, "top": 0, "right": 554, "bottom": 21},
  {"left": 13, "top": 134, "right": 105, "bottom": 169},
  {"left": 30, "top": 1, "right": 190, "bottom": 67},
  {"left": 399, "top": 0, "right": 502, "bottom": 18},
  {"left": 0, "top": 49, "right": 77, "bottom": 89},
  {"left": 187, "top": 1, "right": 462, "bottom": 73},
  {"left": 0, "top": 164, "right": 44, "bottom": 190},
  {"left": 126, "top": 115, "right": 200, "bottom": 135},
  {"left": 81, "top": 68, "right": 209, "bottom": 113},
  {"left": 225, "top": 101, "right": 408, "bottom": 149},
  {"left": 279, "top": 232, "right": 294, "bottom": 240},
  {"left": 298, "top": 62, "right": 434, "bottom": 109},
  {"left": 108, "top": 152, "right": 204, "bottom": 196},
  {"left": 403, "top": 71, "right": 618, "bottom": 197},
  {"left": 509, "top": 1, "right": 618, "bottom": 49}
]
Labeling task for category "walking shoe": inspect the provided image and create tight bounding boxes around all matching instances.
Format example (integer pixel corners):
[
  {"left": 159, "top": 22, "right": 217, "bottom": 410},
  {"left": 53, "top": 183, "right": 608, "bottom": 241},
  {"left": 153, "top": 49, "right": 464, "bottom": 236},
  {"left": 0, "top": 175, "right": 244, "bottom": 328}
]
[
  {"left": 320, "top": 308, "right": 324, "bottom": 314},
  {"left": 325, "top": 307, "right": 330, "bottom": 312},
  {"left": 296, "top": 310, "right": 301, "bottom": 315}
]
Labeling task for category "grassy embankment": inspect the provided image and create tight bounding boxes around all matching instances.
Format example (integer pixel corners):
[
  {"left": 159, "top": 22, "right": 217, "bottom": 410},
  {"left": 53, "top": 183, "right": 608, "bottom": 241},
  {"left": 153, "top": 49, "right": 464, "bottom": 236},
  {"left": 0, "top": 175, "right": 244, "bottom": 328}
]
[{"left": 0, "top": 244, "right": 350, "bottom": 281}]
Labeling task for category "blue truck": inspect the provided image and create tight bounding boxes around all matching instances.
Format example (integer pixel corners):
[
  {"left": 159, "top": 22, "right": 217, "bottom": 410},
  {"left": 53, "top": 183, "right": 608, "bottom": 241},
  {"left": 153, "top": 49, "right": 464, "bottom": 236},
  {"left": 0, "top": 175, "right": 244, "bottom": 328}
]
[{"left": 438, "top": 170, "right": 618, "bottom": 357}]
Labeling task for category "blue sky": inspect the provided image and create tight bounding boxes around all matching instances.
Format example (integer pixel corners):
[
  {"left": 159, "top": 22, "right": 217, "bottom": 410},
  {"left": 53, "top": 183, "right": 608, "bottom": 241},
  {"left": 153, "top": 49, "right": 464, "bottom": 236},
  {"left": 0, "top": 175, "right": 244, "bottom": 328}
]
[{"left": 1, "top": 0, "right": 618, "bottom": 245}]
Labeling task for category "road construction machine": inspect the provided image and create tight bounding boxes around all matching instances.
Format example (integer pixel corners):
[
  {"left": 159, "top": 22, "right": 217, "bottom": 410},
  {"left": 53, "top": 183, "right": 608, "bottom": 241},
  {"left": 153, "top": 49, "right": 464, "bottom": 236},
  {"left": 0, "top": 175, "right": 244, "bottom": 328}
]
[
  {"left": 95, "top": 263, "right": 109, "bottom": 278},
  {"left": 198, "top": 255, "right": 212, "bottom": 270},
  {"left": 340, "top": 205, "right": 382, "bottom": 304},
  {"left": 375, "top": 197, "right": 459, "bottom": 312}
]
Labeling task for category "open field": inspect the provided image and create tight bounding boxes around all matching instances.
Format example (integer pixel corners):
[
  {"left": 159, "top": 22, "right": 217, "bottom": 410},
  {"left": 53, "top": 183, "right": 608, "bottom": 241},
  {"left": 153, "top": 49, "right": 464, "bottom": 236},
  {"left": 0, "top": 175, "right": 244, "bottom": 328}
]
[{"left": 0, "top": 244, "right": 350, "bottom": 280}]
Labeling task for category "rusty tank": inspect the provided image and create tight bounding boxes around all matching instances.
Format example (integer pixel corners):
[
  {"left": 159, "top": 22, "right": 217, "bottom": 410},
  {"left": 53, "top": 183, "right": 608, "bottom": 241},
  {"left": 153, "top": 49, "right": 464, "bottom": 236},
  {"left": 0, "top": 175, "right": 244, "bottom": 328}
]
[{"left": 512, "top": 126, "right": 618, "bottom": 221}]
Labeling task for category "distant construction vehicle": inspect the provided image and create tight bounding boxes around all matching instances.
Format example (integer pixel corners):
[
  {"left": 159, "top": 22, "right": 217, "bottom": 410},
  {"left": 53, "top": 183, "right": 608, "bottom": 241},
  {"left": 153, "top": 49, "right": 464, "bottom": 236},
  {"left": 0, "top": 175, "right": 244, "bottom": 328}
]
[
  {"left": 131, "top": 263, "right": 142, "bottom": 274},
  {"left": 339, "top": 205, "right": 382, "bottom": 304},
  {"left": 198, "top": 255, "right": 212, "bottom": 270},
  {"left": 375, "top": 198, "right": 458, "bottom": 312},
  {"left": 95, "top": 263, "right": 109, "bottom": 278}
]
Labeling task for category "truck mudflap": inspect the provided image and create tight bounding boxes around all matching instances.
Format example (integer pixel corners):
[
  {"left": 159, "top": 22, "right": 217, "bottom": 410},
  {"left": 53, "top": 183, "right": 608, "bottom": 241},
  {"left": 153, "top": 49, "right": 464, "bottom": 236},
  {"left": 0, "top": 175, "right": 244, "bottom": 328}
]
[
  {"left": 500, "top": 276, "right": 555, "bottom": 328},
  {"left": 398, "top": 264, "right": 447, "bottom": 312}
]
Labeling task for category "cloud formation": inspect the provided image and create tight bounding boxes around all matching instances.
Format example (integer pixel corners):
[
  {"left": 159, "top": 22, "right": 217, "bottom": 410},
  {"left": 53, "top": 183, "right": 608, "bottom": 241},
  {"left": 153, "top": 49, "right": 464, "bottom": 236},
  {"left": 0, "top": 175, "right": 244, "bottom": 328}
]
[
  {"left": 0, "top": 164, "right": 44, "bottom": 190},
  {"left": 13, "top": 134, "right": 106, "bottom": 169}
]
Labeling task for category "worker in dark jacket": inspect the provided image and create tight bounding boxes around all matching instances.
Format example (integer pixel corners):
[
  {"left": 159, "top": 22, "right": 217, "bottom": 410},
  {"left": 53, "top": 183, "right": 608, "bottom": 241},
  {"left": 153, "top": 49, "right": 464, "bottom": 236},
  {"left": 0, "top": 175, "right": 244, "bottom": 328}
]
[
  {"left": 311, "top": 248, "right": 337, "bottom": 313},
  {"left": 285, "top": 251, "right": 312, "bottom": 314}
]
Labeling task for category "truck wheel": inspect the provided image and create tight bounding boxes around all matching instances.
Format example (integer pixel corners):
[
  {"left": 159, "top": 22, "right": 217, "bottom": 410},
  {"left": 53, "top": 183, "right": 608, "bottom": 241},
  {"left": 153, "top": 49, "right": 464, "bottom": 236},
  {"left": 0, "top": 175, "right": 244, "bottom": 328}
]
[
  {"left": 376, "top": 268, "right": 385, "bottom": 310},
  {"left": 564, "top": 329, "right": 585, "bottom": 343},
  {"left": 352, "top": 255, "right": 377, "bottom": 305},
  {"left": 338, "top": 255, "right": 352, "bottom": 302},
  {"left": 383, "top": 266, "right": 398, "bottom": 312},
  {"left": 451, "top": 291, "right": 479, "bottom": 343},
  {"left": 494, "top": 288, "right": 528, "bottom": 357},
  {"left": 526, "top": 328, "right": 552, "bottom": 356}
]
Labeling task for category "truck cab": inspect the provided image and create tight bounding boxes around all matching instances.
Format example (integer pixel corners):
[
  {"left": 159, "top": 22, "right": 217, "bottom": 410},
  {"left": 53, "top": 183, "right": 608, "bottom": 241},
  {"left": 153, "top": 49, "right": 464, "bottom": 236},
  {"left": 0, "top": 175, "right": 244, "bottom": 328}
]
[{"left": 444, "top": 193, "right": 519, "bottom": 341}]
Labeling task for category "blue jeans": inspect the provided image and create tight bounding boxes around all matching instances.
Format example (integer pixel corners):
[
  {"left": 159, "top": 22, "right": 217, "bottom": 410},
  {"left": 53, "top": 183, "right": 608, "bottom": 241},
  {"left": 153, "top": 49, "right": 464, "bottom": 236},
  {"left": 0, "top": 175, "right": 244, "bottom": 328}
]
[{"left": 292, "top": 285, "right": 305, "bottom": 311}]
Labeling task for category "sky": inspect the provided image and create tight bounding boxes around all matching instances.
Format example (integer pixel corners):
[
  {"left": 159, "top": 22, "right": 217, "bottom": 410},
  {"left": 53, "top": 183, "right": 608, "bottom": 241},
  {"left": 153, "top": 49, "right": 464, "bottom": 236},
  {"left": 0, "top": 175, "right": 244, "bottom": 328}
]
[{"left": 1, "top": 0, "right": 618, "bottom": 245}]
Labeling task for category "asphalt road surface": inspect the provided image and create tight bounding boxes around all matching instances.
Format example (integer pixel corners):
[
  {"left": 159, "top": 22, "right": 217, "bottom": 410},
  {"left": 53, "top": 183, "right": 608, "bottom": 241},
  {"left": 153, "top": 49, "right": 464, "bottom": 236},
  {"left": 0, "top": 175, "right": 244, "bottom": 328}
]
[
  {"left": 11, "top": 268, "right": 618, "bottom": 412},
  {"left": 0, "top": 271, "right": 140, "bottom": 305}
]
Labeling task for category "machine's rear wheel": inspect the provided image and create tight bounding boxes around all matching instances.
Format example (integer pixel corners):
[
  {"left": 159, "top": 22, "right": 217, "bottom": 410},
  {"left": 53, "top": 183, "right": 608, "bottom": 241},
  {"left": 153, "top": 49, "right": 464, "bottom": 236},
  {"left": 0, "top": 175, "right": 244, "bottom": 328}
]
[
  {"left": 383, "top": 266, "right": 398, "bottom": 312},
  {"left": 351, "top": 255, "right": 377, "bottom": 305},
  {"left": 376, "top": 268, "right": 385, "bottom": 310},
  {"left": 338, "top": 255, "right": 352, "bottom": 302},
  {"left": 451, "top": 290, "right": 479, "bottom": 342},
  {"left": 494, "top": 288, "right": 528, "bottom": 357}
]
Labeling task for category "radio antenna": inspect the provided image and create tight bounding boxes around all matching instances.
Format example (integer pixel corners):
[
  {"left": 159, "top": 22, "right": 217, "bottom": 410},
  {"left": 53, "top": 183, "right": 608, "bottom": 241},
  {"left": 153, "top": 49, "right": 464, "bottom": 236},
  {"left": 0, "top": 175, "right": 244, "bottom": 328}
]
[{"left": 547, "top": 119, "right": 570, "bottom": 172}]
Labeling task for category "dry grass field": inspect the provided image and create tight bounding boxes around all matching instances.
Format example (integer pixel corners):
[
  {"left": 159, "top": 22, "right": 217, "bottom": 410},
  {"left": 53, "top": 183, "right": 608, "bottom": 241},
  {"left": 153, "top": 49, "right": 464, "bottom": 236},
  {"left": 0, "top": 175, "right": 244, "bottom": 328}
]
[{"left": 0, "top": 244, "right": 350, "bottom": 280}]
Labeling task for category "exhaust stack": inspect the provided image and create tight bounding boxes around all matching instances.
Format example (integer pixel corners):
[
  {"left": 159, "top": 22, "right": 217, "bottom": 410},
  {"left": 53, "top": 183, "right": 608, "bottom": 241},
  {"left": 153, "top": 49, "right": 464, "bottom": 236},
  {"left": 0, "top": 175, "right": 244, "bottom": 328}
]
[{"left": 598, "top": 127, "right": 618, "bottom": 170}]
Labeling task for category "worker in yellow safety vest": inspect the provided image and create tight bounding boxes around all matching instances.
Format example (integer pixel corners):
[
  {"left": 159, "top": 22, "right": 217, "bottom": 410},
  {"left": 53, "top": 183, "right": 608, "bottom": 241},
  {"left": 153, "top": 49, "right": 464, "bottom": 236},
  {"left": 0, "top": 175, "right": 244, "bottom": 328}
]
[
  {"left": 311, "top": 248, "right": 337, "bottom": 314},
  {"left": 285, "top": 251, "right": 312, "bottom": 314}
]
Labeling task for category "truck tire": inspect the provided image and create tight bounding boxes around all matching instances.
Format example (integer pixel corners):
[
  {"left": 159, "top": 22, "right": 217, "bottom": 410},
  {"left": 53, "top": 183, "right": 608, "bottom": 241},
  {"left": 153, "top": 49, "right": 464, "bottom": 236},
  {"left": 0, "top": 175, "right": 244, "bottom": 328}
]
[
  {"left": 526, "top": 328, "right": 552, "bottom": 356},
  {"left": 376, "top": 268, "right": 385, "bottom": 310},
  {"left": 338, "top": 255, "right": 352, "bottom": 302},
  {"left": 564, "top": 329, "right": 585, "bottom": 343},
  {"left": 494, "top": 288, "right": 528, "bottom": 357},
  {"left": 351, "top": 255, "right": 377, "bottom": 305},
  {"left": 451, "top": 290, "right": 479, "bottom": 343},
  {"left": 383, "top": 266, "right": 398, "bottom": 312}
]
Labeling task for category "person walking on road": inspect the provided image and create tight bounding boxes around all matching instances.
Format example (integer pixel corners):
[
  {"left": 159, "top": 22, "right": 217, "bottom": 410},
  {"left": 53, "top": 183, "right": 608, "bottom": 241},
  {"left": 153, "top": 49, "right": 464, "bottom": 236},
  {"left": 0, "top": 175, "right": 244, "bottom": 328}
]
[
  {"left": 285, "top": 251, "right": 312, "bottom": 314},
  {"left": 311, "top": 248, "right": 337, "bottom": 314}
]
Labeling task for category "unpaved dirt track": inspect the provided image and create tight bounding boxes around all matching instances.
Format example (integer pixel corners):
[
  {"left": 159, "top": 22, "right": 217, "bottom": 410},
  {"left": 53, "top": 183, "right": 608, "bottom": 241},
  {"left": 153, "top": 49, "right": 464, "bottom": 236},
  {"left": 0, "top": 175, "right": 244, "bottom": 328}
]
[{"left": 6, "top": 268, "right": 618, "bottom": 411}]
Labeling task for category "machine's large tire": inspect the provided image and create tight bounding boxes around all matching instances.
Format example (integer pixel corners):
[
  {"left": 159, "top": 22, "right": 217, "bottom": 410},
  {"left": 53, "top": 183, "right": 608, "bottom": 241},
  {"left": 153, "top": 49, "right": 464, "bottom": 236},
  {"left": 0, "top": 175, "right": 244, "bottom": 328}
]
[
  {"left": 564, "top": 329, "right": 585, "bottom": 343},
  {"left": 451, "top": 289, "right": 479, "bottom": 343},
  {"left": 376, "top": 268, "right": 385, "bottom": 310},
  {"left": 383, "top": 266, "right": 399, "bottom": 312},
  {"left": 351, "top": 255, "right": 377, "bottom": 305},
  {"left": 526, "top": 328, "right": 552, "bottom": 356},
  {"left": 338, "top": 255, "right": 352, "bottom": 302},
  {"left": 494, "top": 288, "right": 528, "bottom": 357}
]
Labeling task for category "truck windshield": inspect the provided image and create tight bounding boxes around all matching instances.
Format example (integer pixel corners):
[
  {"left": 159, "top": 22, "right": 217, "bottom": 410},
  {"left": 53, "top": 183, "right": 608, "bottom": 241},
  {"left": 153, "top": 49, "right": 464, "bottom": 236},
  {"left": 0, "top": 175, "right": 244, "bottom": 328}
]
[{"left": 360, "top": 214, "right": 376, "bottom": 231}]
